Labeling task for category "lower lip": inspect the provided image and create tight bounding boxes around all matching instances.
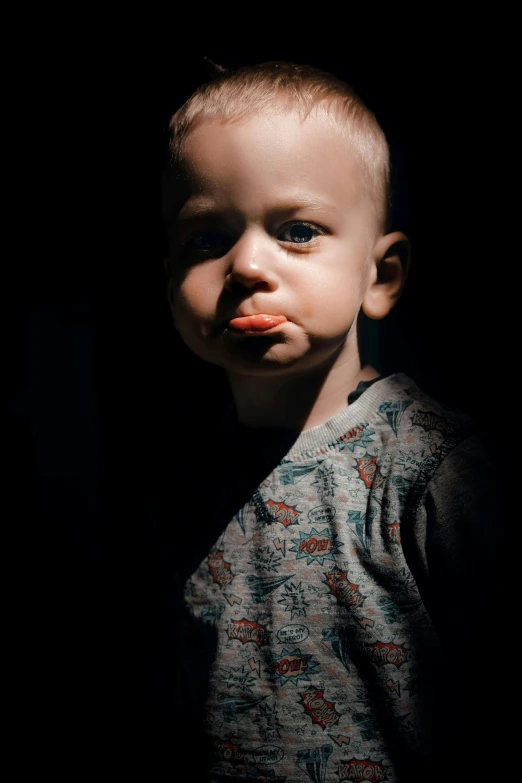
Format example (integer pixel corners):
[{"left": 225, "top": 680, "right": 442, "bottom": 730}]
[{"left": 227, "top": 314, "right": 287, "bottom": 334}]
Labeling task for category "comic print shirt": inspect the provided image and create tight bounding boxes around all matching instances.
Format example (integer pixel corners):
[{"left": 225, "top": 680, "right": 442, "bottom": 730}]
[{"left": 177, "top": 373, "right": 494, "bottom": 783}]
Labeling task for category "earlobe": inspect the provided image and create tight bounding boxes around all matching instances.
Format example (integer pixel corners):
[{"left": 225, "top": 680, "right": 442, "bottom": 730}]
[{"left": 362, "top": 231, "right": 410, "bottom": 320}]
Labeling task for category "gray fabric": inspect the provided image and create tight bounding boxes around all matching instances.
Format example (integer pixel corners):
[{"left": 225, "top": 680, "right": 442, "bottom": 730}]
[{"left": 176, "top": 374, "right": 500, "bottom": 782}]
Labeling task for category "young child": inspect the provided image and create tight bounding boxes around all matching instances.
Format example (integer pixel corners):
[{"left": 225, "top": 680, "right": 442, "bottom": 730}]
[{"left": 158, "top": 61, "right": 501, "bottom": 783}]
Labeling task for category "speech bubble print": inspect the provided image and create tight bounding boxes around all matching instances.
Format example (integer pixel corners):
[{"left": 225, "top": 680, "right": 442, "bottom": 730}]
[
  {"left": 253, "top": 745, "right": 284, "bottom": 765},
  {"left": 277, "top": 623, "right": 309, "bottom": 644},
  {"left": 308, "top": 505, "right": 336, "bottom": 524}
]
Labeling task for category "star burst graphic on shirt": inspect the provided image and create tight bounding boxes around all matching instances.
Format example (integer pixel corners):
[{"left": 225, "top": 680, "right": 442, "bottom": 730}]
[
  {"left": 395, "top": 448, "right": 426, "bottom": 472},
  {"left": 332, "top": 422, "right": 376, "bottom": 452},
  {"left": 247, "top": 546, "right": 282, "bottom": 572},
  {"left": 290, "top": 527, "right": 342, "bottom": 565},
  {"left": 277, "top": 580, "right": 309, "bottom": 618},
  {"left": 217, "top": 664, "right": 257, "bottom": 692},
  {"left": 311, "top": 465, "right": 339, "bottom": 498},
  {"left": 268, "top": 647, "right": 318, "bottom": 687},
  {"left": 253, "top": 702, "right": 283, "bottom": 741}
]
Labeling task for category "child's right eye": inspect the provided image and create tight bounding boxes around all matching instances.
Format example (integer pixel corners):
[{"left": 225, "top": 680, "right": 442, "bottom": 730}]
[{"left": 185, "top": 229, "right": 231, "bottom": 252}]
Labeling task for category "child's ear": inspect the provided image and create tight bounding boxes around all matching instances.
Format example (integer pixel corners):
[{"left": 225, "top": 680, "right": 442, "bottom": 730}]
[{"left": 362, "top": 231, "right": 410, "bottom": 320}]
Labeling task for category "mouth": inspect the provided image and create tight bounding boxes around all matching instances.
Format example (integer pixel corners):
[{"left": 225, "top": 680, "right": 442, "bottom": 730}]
[{"left": 227, "top": 314, "right": 288, "bottom": 333}]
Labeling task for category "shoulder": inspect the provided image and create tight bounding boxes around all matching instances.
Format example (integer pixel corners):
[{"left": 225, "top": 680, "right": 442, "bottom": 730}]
[
  {"left": 398, "top": 383, "right": 504, "bottom": 597},
  {"left": 365, "top": 373, "right": 498, "bottom": 515},
  {"left": 372, "top": 373, "right": 480, "bottom": 466},
  {"left": 372, "top": 373, "right": 474, "bottom": 436}
]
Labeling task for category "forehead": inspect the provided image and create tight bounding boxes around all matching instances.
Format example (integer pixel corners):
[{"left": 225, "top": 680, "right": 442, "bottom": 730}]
[{"left": 174, "top": 111, "right": 371, "bottom": 218}]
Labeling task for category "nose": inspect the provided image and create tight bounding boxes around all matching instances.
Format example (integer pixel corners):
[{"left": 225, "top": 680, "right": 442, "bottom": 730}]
[{"left": 224, "top": 231, "right": 279, "bottom": 293}]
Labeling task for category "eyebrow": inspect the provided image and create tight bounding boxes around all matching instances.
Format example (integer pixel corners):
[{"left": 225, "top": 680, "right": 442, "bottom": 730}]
[{"left": 176, "top": 195, "right": 341, "bottom": 221}]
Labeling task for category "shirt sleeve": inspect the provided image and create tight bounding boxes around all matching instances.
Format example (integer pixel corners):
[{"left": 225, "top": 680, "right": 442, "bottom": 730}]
[{"left": 401, "top": 430, "right": 505, "bottom": 766}]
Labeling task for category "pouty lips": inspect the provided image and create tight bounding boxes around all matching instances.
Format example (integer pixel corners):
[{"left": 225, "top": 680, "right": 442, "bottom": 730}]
[{"left": 228, "top": 314, "right": 287, "bottom": 332}]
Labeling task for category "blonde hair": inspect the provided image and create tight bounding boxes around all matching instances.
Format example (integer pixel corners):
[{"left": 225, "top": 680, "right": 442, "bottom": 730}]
[{"left": 164, "top": 61, "right": 390, "bottom": 228}]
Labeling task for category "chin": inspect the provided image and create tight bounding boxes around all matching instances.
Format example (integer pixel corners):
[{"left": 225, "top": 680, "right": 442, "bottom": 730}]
[
  {"left": 184, "top": 331, "right": 351, "bottom": 377},
  {"left": 226, "top": 348, "right": 346, "bottom": 380}
]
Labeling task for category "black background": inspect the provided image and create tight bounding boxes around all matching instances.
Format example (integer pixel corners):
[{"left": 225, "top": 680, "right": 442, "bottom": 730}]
[{"left": 9, "top": 33, "right": 511, "bottom": 775}]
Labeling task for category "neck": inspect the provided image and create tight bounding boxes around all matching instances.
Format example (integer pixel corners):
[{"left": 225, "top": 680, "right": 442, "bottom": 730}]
[{"left": 226, "top": 339, "right": 380, "bottom": 432}]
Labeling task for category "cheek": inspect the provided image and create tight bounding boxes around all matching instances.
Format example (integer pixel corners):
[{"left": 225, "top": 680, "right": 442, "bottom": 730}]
[
  {"left": 173, "top": 268, "right": 219, "bottom": 320},
  {"left": 293, "top": 257, "right": 365, "bottom": 317}
]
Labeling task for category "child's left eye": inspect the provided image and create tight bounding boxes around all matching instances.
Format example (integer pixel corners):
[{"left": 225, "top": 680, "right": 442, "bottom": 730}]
[{"left": 277, "top": 223, "right": 320, "bottom": 244}]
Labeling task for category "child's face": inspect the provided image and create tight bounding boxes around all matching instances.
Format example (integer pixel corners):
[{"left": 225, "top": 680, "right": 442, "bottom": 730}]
[{"left": 166, "top": 110, "right": 384, "bottom": 378}]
